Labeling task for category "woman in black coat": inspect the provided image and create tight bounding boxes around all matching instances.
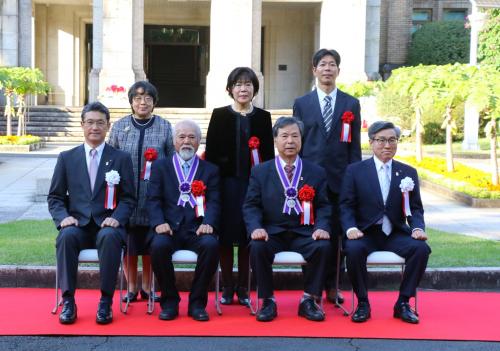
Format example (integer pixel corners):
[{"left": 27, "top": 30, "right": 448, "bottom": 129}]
[{"left": 205, "top": 67, "right": 274, "bottom": 306}]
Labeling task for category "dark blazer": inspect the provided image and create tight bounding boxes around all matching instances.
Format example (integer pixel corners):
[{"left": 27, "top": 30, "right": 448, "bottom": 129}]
[
  {"left": 146, "top": 156, "right": 221, "bottom": 233},
  {"left": 205, "top": 106, "right": 275, "bottom": 178},
  {"left": 243, "top": 158, "right": 332, "bottom": 237},
  {"left": 293, "top": 89, "right": 362, "bottom": 194},
  {"left": 339, "top": 158, "right": 425, "bottom": 235},
  {"left": 48, "top": 143, "right": 136, "bottom": 229}
]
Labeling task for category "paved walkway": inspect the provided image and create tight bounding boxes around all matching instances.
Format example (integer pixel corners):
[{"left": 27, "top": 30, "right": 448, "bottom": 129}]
[{"left": 0, "top": 144, "right": 499, "bottom": 241}]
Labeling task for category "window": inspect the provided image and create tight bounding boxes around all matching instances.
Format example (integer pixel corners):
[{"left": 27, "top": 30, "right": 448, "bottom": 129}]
[
  {"left": 412, "top": 9, "right": 432, "bottom": 33},
  {"left": 442, "top": 9, "right": 467, "bottom": 21}
]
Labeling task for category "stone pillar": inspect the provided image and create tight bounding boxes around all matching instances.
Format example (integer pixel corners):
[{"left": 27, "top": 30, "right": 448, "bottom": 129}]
[
  {"left": 319, "top": 0, "right": 367, "bottom": 83},
  {"left": 132, "top": 0, "right": 146, "bottom": 82},
  {"left": 18, "top": 0, "right": 32, "bottom": 67},
  {"left": 468, "top": 3, "right": 486, "bottom": 66},
  {"left": 0, "top": 0, "right": 19, "bottom": 66},
  {"left": 365, "top": 0, "right": 381, "bottom": 80},
  {"left": 206, "top": 0, "right": 263, "bottom": 108},
  {"left": 90, "top": 0, "right": 135, "bottom": 106}
]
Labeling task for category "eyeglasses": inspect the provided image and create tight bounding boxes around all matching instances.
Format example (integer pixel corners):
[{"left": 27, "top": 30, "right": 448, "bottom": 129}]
[
  {"left": 132, "top": 95, "right": 154, "bottom": 104},
  {"left": 372, "top": 137, "right": 398, "bottom": 146},
  {"left": 233, "top": 82, "right": 253, "bottom": 89},
  {"left": 83, "top": 120, "right": 107, "bottom": 128}
]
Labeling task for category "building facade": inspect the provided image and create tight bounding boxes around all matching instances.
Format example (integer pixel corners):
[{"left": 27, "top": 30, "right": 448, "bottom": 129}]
[{"left": 0, "top": 0, "right": 471, "bottom": 109}]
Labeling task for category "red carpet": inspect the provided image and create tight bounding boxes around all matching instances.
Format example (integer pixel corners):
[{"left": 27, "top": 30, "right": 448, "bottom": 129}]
[{"left": 0, "top": 288, "right": 498, "bottom": 341}]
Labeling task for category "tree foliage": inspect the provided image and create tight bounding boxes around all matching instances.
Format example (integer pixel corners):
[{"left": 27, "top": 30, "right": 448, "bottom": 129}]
[
  {"left": 408, "top": 21, "right": 470, "bottom": 66},
  {"left": 478, "top": 9, "right": 500, "bottom": 70}
]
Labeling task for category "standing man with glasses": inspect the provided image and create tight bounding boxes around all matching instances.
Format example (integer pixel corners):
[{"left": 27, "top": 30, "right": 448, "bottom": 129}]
[
  {"left": 339, "top": 121, "right": 431, "bottom": 324},
  {"left": 293, "top": 49, "right": 362, "bottom": 306},
  {"left": 48, "top": 101, "right": 136, "bottom": 325}
]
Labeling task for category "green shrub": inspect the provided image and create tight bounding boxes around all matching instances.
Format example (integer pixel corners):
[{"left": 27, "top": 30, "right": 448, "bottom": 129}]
[
  {"left": 478, "top": 9, "right": 500, "bottom": 70},
  {"left": 408, "top": 21, "right": 470, "bottom": 66},
  {"left": 376, "top": 87, "right": 414, "bottom": 130}
]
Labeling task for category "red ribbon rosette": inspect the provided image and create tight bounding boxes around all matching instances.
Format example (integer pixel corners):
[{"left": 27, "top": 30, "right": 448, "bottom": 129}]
[
  {"left": 340, "top": 111, "right": 355, "bottom": 142},
  {"left": 248, "top": 136, "right": 262, "bottom": 167},
  {"left": 191, "top": 180, "right": 206, "bottom": 217},
  {"left": 298, "top": 184, "right": 315, "bottom": 225},
  {"left": 141, "top": 148, "right": 158, "bottom": 180}
]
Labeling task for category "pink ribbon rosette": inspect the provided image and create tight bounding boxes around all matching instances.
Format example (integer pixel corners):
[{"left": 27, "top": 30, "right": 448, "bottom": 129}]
[
  {"left": 191, "top": 180, "right": 206, "bottom": 218},
  {"left": 141, "top": 148, "right": 158, "bottom": 180},
  {"left": 399, "top": 176, "right": 415, "bottom": 217},
  {"left": 104, "top": 170, "right": 120, "bottom": 210},
  {"left": 340, "top": 111, "right": 355, "bottom": 142},
  {"left": 248, "top": 136, "right": 262, "bottom": 167},
  {"left": 298, "top": 184, "right": 315, "bottom": 225}
]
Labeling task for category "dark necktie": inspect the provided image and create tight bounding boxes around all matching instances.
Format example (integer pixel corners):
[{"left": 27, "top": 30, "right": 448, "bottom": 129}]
[
  {"left": 284, "top": 164, "right": 295, "bottom": 182},
  {"left": 323, "top": 95, "right": 333, "bottom": 132}
]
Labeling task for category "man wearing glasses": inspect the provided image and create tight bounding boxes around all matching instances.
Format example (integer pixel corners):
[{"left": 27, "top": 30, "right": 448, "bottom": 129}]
[
  {"left": 48, "top": 102, "right": 136, "bottom": 325},
  {"left": 339, "top": 121, "right": 431, "bottom": 324}
]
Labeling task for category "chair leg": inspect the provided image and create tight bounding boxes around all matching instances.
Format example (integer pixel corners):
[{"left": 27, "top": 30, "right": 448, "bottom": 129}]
[
  {"left": 215, "top": 263, "right": 222, "bottom": 315},
  {"left": 147, "top": 269, "right": 155, "bottom": 314},
  {"left": 335, "top": 236, "right": 352, "bottom": 316},
  {"left": 247, "top": 256, "right": 259, "bottom": 315},
  {"left": 119, "top": 248, "right": 129, "bottom": 314},
  {"left": 51, "top": 264, "right": 61, "bottom": 314}
]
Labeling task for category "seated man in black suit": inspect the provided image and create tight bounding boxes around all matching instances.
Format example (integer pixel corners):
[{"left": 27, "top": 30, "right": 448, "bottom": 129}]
[
  {"left": 339, "top": 121, "right": 431, "bottom": 324},
  {"left": 48, "top": 102, "right": 136, "bottom": 325},
  {"left": 147, "top": 120, "right": 220, "bottom": 322},
  {"left": 243, "top": 117, "right": 332, "bottom": 322}
]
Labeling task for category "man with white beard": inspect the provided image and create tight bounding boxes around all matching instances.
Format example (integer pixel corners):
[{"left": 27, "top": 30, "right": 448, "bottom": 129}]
[{"left": 147, "top": 120, "right": 220, "bottom": 321}]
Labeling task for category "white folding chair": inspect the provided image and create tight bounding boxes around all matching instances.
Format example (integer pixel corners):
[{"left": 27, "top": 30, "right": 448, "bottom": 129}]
[
  {"left": 147, "top": 249, "right": 222, "bottom": 316},
  {"left": 248, "top": 251, "right": 321, "bottom": 315},
  {"left": 344, "top": 250, "right": 418, "bottom": 316},
  {"left": 51, "top": 248, "right": 129, "bottom": 314}
]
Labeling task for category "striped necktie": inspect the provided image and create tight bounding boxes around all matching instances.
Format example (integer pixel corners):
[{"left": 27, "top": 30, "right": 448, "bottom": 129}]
[{"left": 323, "top": 95, "right": 333, "bottom": 133}]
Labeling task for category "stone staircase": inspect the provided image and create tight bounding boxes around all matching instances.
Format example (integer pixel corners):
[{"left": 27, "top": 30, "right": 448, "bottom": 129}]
[{"left": 0, "top": 106, "right": 292, "bottom": 142}]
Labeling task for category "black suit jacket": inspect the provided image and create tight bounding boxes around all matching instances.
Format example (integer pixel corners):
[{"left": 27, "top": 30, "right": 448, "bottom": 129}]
[
  {"left": 146, "top": 156, "right": 221, "bottom": 233},
  {"left": 47, "top": 143, "right": 136, "bottom": 229},
  {"left": 293, "top": 89, "right": 362, "bottom": 194},
  {"left": 339, "top": 158, "right": 425, "bottom": 236},
  {"left": 243, "top": 158, "right": 332, "bottom": 237}
]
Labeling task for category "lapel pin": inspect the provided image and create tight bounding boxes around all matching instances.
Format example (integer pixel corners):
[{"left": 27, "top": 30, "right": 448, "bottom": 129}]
[
  {"left": 300, "top": 177, "right": 304, "bottom": 181},
  {"left": 396, "top": 171, "right": 399, "bottom": 177},
  {"left": 105, "top": 161, "right": 110, "bottom": 166},
  {"left": 124, "top": 126, "right": 130, "bottom": 132}
]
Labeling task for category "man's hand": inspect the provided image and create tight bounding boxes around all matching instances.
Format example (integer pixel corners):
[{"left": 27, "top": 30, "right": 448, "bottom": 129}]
[
  {"left": 60, "top": 216, "right": 78, "bottom": 228},
  {"left": 312, "top": 229, "right": 330, "bottom": 240},
  {"left": 347, "top": 228, "right": 364, "bottom": 240},
  {"left": 196, "top": 224, "right": 213, "bottom": 236},
  {"left": 251, "top": 228, "right": 269, "bottom": 241},
  {"left": 155, "top": 223, "right": 173, "bottom": 235},
  {"left": 101, "top": 217, "right": 119, "bottom": 228},
  {"left": 411, "top": 229, "right": 428, "bottom": 241}
]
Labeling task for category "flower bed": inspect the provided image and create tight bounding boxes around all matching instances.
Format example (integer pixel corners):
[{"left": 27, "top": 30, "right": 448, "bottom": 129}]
[
  {"left": 0, "top": 135, "right": 41, "bottom": 145},
  {"left": 396, "top": 155, "right": 500, "bottom": 199}
]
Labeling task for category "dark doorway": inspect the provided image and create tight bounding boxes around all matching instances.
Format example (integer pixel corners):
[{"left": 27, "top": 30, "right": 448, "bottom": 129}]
[{"left": 145, "top": 26, "right": 209, "bottom": 107}]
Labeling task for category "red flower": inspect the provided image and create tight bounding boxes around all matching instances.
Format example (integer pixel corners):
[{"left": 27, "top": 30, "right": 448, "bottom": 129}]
[
  {"left": 191, "top": 180, "right": 206, "bottom": 196},
  {"left": 341, "top": 111, "right": 355, "bottom": 124},
  {"left": 144, "top": 148, "right": 158, "bottom": 161},
  {"left": 248, "top": 136, "right": 260, "bottom": 149},
  {"left": 117, "top": 86, "right": 126, "bottom": 93},
  {"left": 298, "top": 184, "right": 315, "bottom": 202}
]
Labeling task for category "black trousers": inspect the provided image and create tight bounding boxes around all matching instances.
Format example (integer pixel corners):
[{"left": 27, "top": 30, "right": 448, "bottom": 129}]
[
  {"left": 250, "top": 231, "right": 331, "bottom": 299},
  {"left": 344, "top": 225, "right": 431, "bottom": 301},
  {"left": 56, "top": 219, "right": 125, "bottom": 303},
  {"left": 149, "top": 228, "right": 219, "bottom": 310}
]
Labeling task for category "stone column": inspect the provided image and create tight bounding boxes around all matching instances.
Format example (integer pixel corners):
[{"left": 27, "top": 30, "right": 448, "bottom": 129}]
[
  {"left": 319, "top": 0, "right": 367, "bottom": 83},
  {"left": 90, "top": 0, "right": 135, "bottom": 106},
  {"left": 132, "top": 0, "right": 146, "bottom": 82},
  {"left": 206, "top": 0, "right": 263, "bottom": 108},
  {"left": 0, "top": 0, "right": 19, "bottom": 67},
  {"left": 365, "top": 0, "right": 381, "bottom": 80},
  {"left": 18, "top": 0, "right": 32, "bottom": 67}
]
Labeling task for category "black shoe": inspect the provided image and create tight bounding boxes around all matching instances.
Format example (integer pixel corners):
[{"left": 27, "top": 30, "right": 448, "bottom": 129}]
[
  {"left": 351, "top": 301, "right": 371, "bottom": 323},
  {"left": 122, "top": 291, "right": 138, "bottom": 303},
  {"left": 140, "top": 289, "right": 161, "bottom": 303},
  {"left": 236, "top": 287, "right": 249, "bottom": 306},
  {"left": 188, "top": 307, "right": 210, "bottom": 321},
  {"left": 59, "top": 300, "right": 77, "bottom": 324},
  {"left": 298, "top": 297, "right": 325, "bottom": 321},
  {"left": 159, "top": 305, "right": 179, "bottom": 321},
  {"left": 394, "top": 302, "right": 419, "bottom": 324},
  {"left": 256, "top": 298, "right": 277, "bottom": 322},
  {"left": 326, "top": 289, "right": 344, "bottom": 304},
  {"left": 220, "top": 286, "right": 234, "bottom": 305},
  {"left": 96, "top": 302, "right": 113, "bottom": 325}
]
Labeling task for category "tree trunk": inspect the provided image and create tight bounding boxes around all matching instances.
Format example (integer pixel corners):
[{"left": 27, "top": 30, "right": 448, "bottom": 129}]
[
  {"left": 415, "top": 106, "right": 423, "bottom": 162},
  {"left": 16, "top": 95, "right": 25, "bottom": 136},
  {"left": 445, "top": 107, "right": 454, "bottom": 172},
  {"left": 491, "top": 127, "right": 498, "bottom": 186},
  {"left": 5, "top": 91, "right": 13, "bottom": 136}
]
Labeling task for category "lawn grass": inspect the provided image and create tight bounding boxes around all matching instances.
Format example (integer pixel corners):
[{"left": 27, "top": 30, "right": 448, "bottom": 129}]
[{"left": 0, "top": 220, "right": 499, "bottom": 267}]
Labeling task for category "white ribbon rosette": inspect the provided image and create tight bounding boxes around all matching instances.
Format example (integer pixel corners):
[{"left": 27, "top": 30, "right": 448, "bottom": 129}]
[
  {"left": 399, "top": 176, "right": 414, "bottom": 216},
  {"left": 104, "top": 170, "right": 121, "bottom": 209}
]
